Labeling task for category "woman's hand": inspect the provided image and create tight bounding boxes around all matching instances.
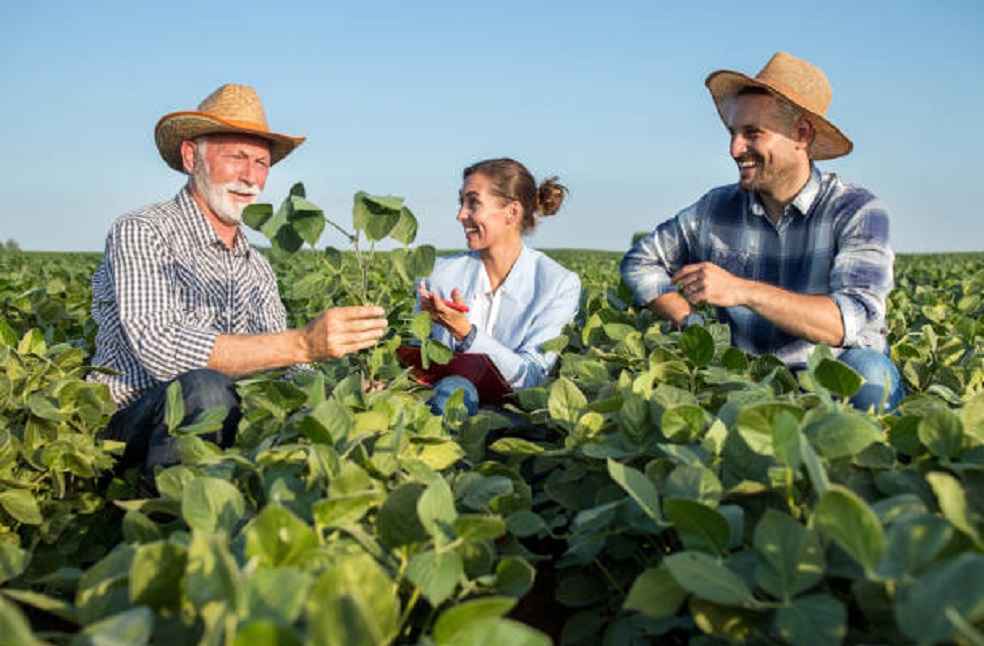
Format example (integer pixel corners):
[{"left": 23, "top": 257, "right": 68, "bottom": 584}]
[{"left": 418, "top": 283, "right": 472, "bottom": 341}]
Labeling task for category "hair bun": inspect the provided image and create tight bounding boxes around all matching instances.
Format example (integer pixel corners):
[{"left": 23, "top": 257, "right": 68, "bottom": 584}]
[{"left": 536, "top": 176, "right": 567, "bottom": 217}]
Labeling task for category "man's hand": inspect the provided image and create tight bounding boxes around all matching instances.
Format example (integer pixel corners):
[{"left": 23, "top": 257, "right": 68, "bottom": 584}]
[
  {"left": 672, "top": 262, "right": 749, "bottom": 308},
  {"left": 418, "top": 283, "right": 471, "bottom": 341},
  {"left": 301, "top": 305, "right": 388, "bottom": 362}
]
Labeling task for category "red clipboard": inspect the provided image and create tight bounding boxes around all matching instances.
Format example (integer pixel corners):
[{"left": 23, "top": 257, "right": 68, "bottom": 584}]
[{"left": 397, "top": 345, "right": 513, "bottom": 405}]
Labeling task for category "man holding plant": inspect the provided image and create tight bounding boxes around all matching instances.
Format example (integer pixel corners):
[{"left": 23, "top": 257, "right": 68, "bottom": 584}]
[
  {"left": 621, "top": 53, "right": 903, "bottom": 412},
  {"left": 88, "top": 84, "right": 388, "bottom": 479}
]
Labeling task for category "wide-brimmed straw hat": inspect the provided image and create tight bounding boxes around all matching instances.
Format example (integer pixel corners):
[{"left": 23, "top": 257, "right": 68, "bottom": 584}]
[
  {"left": 154, "top": 84, "right": 305, "bottom": 172},
  {"left": 705, "top": 52, "right": 852, "bottom": 160}
]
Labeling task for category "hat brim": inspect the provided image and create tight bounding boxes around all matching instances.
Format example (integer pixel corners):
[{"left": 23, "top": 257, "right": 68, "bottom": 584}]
[
  {"left": 705, "top": 70, "right": 853, "bottom": 160},
  {"left": 154, "top": 111, "right": 306, "bottom": 173}
]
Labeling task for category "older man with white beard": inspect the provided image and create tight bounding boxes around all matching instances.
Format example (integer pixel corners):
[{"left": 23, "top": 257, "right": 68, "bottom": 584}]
[{"left": 89, "top": 84, "right": 388, "bottom": 484}]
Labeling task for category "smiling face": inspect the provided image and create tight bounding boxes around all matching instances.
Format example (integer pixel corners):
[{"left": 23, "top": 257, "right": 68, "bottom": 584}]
[
  {"left": 182, "top": 134, "right": 271, "bottom": 225},
  {"left": 726, "top": 92, "right": 811, "bottom": 200},
  {"left": 456, "top": 172, "right": 522, "bottom": 252}
]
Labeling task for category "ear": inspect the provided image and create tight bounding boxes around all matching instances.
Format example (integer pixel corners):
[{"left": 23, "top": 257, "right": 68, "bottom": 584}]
[
  {"left": 507, "top": 200, "right": 522, "bottom": 224},
  {"left": 794, "top": 117, "right": 816, "bottom": 152},
  {"left": 180, "top": 140, "right": 198, "bottom": 174}
]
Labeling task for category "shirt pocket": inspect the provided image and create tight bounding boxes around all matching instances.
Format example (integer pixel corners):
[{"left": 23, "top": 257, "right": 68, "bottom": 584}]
[{"left": 708, "top": 247, "right": 751, "bottom": 277}]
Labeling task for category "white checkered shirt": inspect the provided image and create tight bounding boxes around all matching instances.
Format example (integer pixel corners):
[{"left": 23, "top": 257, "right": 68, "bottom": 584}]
[{"left": 88, "top": 187, "right": 293, "bottom": 406}]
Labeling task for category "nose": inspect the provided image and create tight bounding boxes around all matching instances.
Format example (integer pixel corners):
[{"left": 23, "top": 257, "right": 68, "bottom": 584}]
[
  {"left": 730, "top": 132, "right": 747, "bottom": 160},
  {"left": 241, "top": 160, "right": 267, "bottom": 188},
  {"left": 456, "top": 206, "right": 468, "bottom": 224}
]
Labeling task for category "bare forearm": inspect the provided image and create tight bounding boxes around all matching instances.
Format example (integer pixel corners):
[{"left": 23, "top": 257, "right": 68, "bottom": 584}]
[
  {"left": 742, "top": 281, "right": 844, "bottom": 346},
  {"left": 207, "top": 330, "right": 308, "bottom": 377},
  {"left": 645, "top": 292, "right": 693, "bottom": 327}
]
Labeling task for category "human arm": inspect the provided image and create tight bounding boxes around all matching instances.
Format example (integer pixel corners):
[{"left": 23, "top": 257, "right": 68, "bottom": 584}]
[
  {"left": 620, "top": 206, "right": 700, "bottom": 327},
  {"left": 672, "top": 262, "right": 845, "bottom": 345}
]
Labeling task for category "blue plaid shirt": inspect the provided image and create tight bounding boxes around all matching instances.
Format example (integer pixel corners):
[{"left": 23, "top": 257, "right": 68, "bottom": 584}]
[{"left": 620, "top": 166, "right": 894, "bottom": 366}]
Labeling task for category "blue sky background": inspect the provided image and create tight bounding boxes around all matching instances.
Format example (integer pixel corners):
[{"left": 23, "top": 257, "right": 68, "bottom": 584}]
[{"left": 2, "top": 1, "right": 982, "bottom": 253}]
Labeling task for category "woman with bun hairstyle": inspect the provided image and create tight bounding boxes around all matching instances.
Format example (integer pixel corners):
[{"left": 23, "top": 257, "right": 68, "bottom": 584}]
[{"left": 418, "top": 158, "right": 581, "bottom": 415}]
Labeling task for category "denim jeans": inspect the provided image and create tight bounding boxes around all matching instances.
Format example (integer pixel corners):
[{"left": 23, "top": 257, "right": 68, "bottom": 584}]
[
  {"left": 837, "top": 347, "right": 904, "bottom": 413},
  {"left": 428, "top": 375, "right": 480, "bottom": 417},
  {"left": 103, "top": 369, "right": 241, "bottom": 477}
]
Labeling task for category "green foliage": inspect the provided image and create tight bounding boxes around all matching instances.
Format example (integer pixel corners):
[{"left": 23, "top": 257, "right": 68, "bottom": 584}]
[{"left": 1, "top": 230, "right": 983, "bottom": 644}]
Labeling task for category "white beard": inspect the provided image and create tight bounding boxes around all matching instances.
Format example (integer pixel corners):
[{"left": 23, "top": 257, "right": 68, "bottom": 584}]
[{"left": 192, "top": 156, "right": 260, "bottom": 225}]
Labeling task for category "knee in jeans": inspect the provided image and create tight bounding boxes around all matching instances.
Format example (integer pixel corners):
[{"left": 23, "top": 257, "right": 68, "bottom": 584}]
[{"left": 177, "top": 369, "right": 239, "bottom": 411}]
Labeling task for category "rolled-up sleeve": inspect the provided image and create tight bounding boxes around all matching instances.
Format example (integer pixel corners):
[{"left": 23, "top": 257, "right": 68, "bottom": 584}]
[
  {"left": 110, "top": 220, "right": 217, "bottom": 381},
  {"left": 829, "top": 198, "right": 894, "bottom": 348},
  {"left": 468, "top": 272, "right": 581, "bottom": 389},
  {"left": 620, "top": 203, "right": 700, "bottom": 306}
]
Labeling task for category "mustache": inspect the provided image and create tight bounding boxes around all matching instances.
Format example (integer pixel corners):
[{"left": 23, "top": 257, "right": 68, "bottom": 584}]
[{"left": 223, "top": 181, "right": 260, "bottom": 196}]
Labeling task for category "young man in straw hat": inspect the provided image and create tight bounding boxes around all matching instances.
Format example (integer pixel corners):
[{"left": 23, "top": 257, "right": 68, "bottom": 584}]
[
  {"left": 88, "top": 84, "right": 388, "bottom": 480},
  {"left": 621, "top": 52, "right": 903, "bottom": 412}
]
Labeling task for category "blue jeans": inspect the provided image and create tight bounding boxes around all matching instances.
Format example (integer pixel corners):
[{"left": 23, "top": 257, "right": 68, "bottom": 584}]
[
  {"left": 104, "top": 369, "right": 240, "bottom": 477},
  {"left": 428, "top": 375, "right": 480, "bottom": 417},
  {"left": 837, "top": 347, "right": 904, "bottom": 413}
]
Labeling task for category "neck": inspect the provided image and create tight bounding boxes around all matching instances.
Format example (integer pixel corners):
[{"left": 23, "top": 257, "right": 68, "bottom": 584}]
[
  {"left": 188, "top": 182, "right": 239, "bottom": 249},
  {"left": 759, "top": 160, "right": 812, "bottom": 223},
  {"left": 480, "top": 237, "right": 524, "bottom": 292}
]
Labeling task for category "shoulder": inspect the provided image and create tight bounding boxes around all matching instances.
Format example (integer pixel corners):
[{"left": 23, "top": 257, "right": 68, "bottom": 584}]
[
  {"left": 526, "top": 248, "right": 581, "bottom": 291},
  {"left": 819, "top": 173, "right": 890, "bottom": 234},
  {"left": 107, "top": 196, "right": 181, "bottom": 243},
  {"left": 668, "top": 183, "right": 743, "bottom": 227},
  {"left": 428, "top": 251, "right": 479, "bottom": 283}
]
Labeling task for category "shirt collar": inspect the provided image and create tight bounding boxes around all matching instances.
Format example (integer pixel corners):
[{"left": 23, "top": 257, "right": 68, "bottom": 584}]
[
  {"left": 470, "top": 244, "right": 535, "bottom": 302},
  {"left": 176, "top": 187, "right": 251, "bottom": 256},
  {"left": 748, "top": 164, "right": 823, "bottom": 219}
]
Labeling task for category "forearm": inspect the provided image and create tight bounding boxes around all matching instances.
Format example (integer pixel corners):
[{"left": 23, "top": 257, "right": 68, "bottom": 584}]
[
  {"left": 207, "top": 329, "right": 309, "bottom": 377},
  {"left": 742, "top": 281, "right": 844, "bottom": 346},
  {"left": 645, "top": 292, "right": 693, "bottom": 327}
]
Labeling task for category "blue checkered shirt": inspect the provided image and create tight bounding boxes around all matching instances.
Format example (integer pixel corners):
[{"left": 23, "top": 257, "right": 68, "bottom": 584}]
[{"left": 620, "top": 166, "right": 894, "bottom": 366}]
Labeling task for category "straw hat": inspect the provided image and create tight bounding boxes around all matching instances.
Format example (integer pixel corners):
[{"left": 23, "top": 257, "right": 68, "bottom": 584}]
[
  {"left": 154, "top": 84, "right": 305, "bottom": 172},
  {"left": 705, "top": 52, "right": 852, "bottom": 160}
]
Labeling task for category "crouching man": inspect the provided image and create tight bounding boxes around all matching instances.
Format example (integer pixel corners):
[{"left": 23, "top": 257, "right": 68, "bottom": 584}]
[
  {"left": 621, "top": 53, "right": 903, "bottom": 412},
  {"left": 88, "top": 84, "right": 388, "bottom": 478}
]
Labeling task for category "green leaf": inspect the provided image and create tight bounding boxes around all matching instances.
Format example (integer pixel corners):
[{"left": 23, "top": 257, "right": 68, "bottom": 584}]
[
  {"left": 288, "top": 196, "right": 326, "bottom": 246},
  {"left": 409, "top": 244, "right": 437, "bottom": 277},
  {"left": 389, "top": 207, "right": 418, "bottom": 245},
  {"left": 418, "top": 478, "right": 458, "bottom": 543},
  {"left": 180, "top": 476, "right": 246, "bottom": 534},
  {"left": 962, "top": 392, "right": 984, "bottom": 444},
  {"left": 27, "top": 393, "right": 64, "bottom": 421},
  {"left": 736, "top": 402, "right": 803, "bottom": 456},
  {"left": 433, "top": 596, "right": 517, "bottom": 644},
  {"left": 804, "top": 410, "right": 882, "bottom": 460},
  {"left": 411, "top": 312, "right": 433, "bottom": 342},
  {"left": 377, "top": 483, "right": 429, "bottom": 548},
  {"left": 774, "top": 594, "right": 847, "bottom": 646},
  {"left": 453, "top": 514, "right": 506, "bottom": 542},
  {"left": 76, "top": 544, "right": 137, "bottom": 624},
  {"left": 623, "top": 565, "right": 688, "bottom": 620},
  {"left": 495, "top": 557, "right": 535, "bottom": 598},
  {"left": 664, "top": 551, "right": 759, "bottom": 607},
  {"left": 0, "top": 597, "right": 43, "bottom": 646},
  {"left": 540, "top": 335, "right": 569, "bottom": 354},
  {"left": 800, "top": 438, "right": 830, "bottom": 497},
  {"left": 772, "top": 411, "right": 802, "bottom": 469},
  {"left": 895, "top": 553, "right": 984, "bottom": 644},
  {"left": 813, "top": 485, "right": 886, "bottom": 575},
  {"left": 753, "top": 509, "right": 824, "bottom": 601},
  {"left": 661, "top": 405, "right": 710, "bottom": 443},
  {"left": 0, "top": 542, "right": 29, "bottom": 585},
  {"left": 680, "top": 325, "right": 715, "bottom": 367},
  {"left": 663, "top": 464, "right": 723, "bottom": 507},
  {"left": 426, "top": 339, "right": 454, "bottom": 365},
  {"left": 128, "top": 541, "right": 187, "bottom": 609},
  {"left": 244, "top": 504, "right": 319, "bottom": 567},
  {"left": 926, "top": 471, "right": 983, "bottom": 547},
  {"left": 664, "top": 499, "right": 730, "bottom": 555},
  {"left": 488, "top": 437, "right": 545, "bottom": 456},
  {"left": 182, "top": 532, "right": 241, "bottom": 608},
  {"left": 918, "top": 406, "right": 965, "bottom": 459},
  {"left": 434, "top": 618, "right": 550, "bottom": 646},
  {"left": 407, "top": 549, "right": 464, "bottom": 606},
  {"left": 75, "top": 606, "right": 154, "bottom": 646},
  {"left": 506, "top": 511, "right": 547, "bottom": 538},
  {"left": 313, "top": 492, "right": 383, "bottom": 529},
  {"left": 877, "top": 514, "right": 954, "bottom": 579},
  {"left": 548, "top": 377, "right": 587, "bottom": 428},
  {"left": 0, "top": 489, "right": 42, "bottom": 525},
  {"left": 243, "top": 567, "right": 311, "bottom": 625},
  {"left": 289, "top": 182, "right": 306, "bottom": 197},
  {"left": 607, "top": 458, "right": 662, "bottom": 522},
  {"left": 813, "top": 358, "right": 863, "bottom": 397},
  {"left": 306, "top": 553, "right": 399, "bottom": 646},
  {"left": 164, "top": 381, "right": 184, "bottom": 434},
  {"left": 242, "top": 203, "right": 273, "bottom": 230},
  {"left": 233, "top": 620, "right": 303, "bottom": 646}
]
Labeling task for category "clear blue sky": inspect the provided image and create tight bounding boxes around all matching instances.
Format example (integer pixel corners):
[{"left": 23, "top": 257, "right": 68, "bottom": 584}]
[{"left": 2, "top": 1, "right": 982, "bottom": 253}]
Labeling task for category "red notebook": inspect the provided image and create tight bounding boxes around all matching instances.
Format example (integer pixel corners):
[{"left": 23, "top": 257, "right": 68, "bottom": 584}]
[{"left": 396, "top": 346, "right": 513, "bottom": 405}]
